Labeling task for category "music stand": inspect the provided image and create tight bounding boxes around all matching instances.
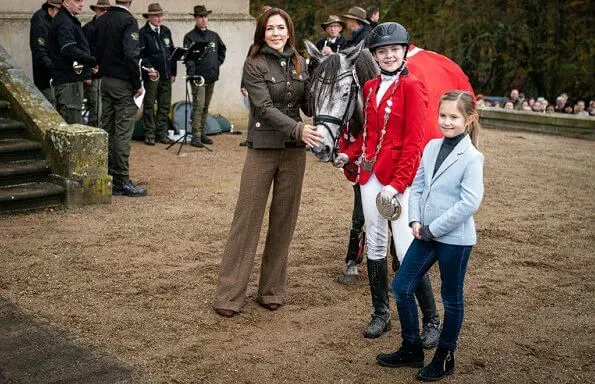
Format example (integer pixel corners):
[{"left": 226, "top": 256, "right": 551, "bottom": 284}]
[{"left": 166, "top": 42, "right": 211, "bottom": 154}]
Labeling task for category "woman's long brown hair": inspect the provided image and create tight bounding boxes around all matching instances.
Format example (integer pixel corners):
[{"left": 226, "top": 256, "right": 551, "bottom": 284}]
[{"left": 249, "top": 7, "right": 302, "bottom": 74}]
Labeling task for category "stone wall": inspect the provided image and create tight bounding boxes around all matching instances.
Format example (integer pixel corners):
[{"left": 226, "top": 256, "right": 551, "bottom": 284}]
[
  {"left": 0, "top": 43, "right": 111, "bottom": 207},
  {"left": 478, "top": 108, "right": 595, "bottom": 140},
  {"left": 0, "top": 0, "right": 254, "bottom": 125}
]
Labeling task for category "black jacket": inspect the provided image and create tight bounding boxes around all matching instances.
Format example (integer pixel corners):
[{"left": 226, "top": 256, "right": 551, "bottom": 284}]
[
  {"left": 345, "top": 24, "right": 372, "bottom": 49},
  {"left": 183, "top": 27, "right": 226, "bottom": 83},
  {"left": 139, "top": 22, "right": 176, "bottom": 80},
  {"left": 30, "top": 9, "right": 52, "bottom": 89},
  {"left": 315, "top": 34, "right": 348, "bottom": 53},
  {"left": 95, "top": 6, "right": 142, "bottom": 90},
  {"left": 48, "top": 8, "right": 95, "bottom": 86}
]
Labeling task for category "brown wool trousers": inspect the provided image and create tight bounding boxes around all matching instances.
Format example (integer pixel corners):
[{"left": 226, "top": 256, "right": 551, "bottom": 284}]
[{"left": 214, "top": 147, "right": 306, "bottom": 312}]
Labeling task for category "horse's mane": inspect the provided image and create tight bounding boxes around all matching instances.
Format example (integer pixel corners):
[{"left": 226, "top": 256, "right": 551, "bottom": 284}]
[{"left": 353, "top": 49, "right": 380, "bottom": 86}]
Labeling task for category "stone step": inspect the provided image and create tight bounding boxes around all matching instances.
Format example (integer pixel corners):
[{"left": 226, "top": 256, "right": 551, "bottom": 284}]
[
  {"left": 0, "top": 138, "right": 43, "bottom": 163},
  {"left": 0, "top": 182, "right": 64, "bottom": 215},
  {"left": 0, "top": 160, "right": 51, "bottom": 187},
  {"left": 0, "top": 100, "right": 9, "bottom": 119},
  {"left": 0, "top": 118, "right": 26, "bottom": 140}
]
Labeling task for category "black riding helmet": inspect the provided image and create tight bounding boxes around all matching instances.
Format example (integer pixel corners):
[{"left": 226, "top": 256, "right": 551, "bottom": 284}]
[{"left": 367, "top": 22, "right": 410, "bottom": 52}]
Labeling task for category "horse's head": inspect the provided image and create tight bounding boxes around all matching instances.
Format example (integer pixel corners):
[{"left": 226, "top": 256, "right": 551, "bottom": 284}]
[{"left": 305, "top": 40, "right": 367, "bottom": 162}]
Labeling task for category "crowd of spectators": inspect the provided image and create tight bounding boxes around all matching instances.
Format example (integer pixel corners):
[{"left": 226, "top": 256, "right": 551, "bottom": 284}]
[{"left": 476, "top": 89, "right": 595, "bottom": 117}]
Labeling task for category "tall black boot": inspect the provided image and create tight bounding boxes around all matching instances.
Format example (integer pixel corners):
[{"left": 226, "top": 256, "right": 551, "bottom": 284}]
[
  {"left": 416, "top": 274, "right": 441, "bottom": 349},
  {"left": 416, "top": 347, "right": 454, "bottom": 381},
  {"left": 363, "top": 259, "right": 391, "bottom": 338},
  {"left": 376, "top": 340, "right": 425, "bottom": 368}
]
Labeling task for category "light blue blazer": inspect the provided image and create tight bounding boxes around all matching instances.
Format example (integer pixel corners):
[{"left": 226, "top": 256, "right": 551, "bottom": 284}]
[{"left": 409, "top": 134, "right": 484, "bottom": 246}]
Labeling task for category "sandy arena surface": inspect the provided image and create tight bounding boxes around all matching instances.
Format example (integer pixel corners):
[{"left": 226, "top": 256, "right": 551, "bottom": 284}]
[{"left": 0, "top": 127, "right": 594, "bottom": 383}]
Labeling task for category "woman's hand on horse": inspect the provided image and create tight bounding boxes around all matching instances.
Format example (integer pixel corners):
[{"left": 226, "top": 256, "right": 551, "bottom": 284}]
[
  {"left": 333, "top": 153, "right": 349, "bottom": 168},
  {"left": 302, "top": 124, "right": 324, "bottom": 148}
]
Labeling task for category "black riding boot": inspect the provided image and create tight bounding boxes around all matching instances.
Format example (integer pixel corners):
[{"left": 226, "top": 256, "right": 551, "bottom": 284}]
[
  {"left": 376, "top": 340, "right": 425, "bottom": 368},
  {"left": 416, "top": 274, "right": 441, "bottom": 349},
  {"left": 416, "top": 347, "right": 455, "bottom": 381},
  {"left": 363, "top": 259, "right": 391, "bottom": 338}
]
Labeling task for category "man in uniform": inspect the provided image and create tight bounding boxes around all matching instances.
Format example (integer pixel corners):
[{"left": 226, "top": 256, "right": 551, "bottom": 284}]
[
  {"left": 342, "top": 6, "right": 372, "bottom": 49},
  {"left": 183, "top": 5, "right": 226, "bottom": 148},
  {"left": 48, "top": 0, "right": 96, "bottom": 123},
  {"left": 139, "top": 3, "right": 176, "bottom": 145},
  {"left": 29, "top": 0, "right": 62, "bottom": 105},
  {"left": 95, "top": 0, "right": 147, "bottom": 197},
  {"left": 83, "top": 0, "right": 110, "bottom": 127},
  {"left": 315, "top": 15, "right": 347, "bottom": 55}
]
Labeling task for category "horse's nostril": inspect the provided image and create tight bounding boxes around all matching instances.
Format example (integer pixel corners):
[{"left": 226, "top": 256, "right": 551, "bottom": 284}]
[{"left": 324, "top": 145, "right": 331, "bottom": 153}]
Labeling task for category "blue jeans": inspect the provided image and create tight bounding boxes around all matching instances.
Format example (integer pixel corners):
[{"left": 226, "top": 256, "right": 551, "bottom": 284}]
[{"left": 392, "top": 239, "right": 472, "bottom": 351}]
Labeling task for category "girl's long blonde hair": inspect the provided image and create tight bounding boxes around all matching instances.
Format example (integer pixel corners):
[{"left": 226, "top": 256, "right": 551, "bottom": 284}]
[{"left": 439, "top": 90, "right": 481, "bottom": 148}]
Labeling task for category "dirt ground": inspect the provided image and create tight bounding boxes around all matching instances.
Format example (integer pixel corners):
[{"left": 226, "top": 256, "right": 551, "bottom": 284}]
[{"left": 0, "top": 127, "right": 593, "bottom": 384}]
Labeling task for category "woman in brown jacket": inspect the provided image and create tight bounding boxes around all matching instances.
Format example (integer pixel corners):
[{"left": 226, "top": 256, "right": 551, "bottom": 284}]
[{"left": 213, "top": 7, "right": 323, "bottom": 317}]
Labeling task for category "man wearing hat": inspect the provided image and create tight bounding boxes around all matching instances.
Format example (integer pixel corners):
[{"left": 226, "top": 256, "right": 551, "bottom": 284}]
[
  {"left": 29, "top": 0, "right": 62, "bottom": 105},
  {"left": 183, "top": 5, "right": 226, "bottom": 148},
  {"left": 316, "top": 15, "right": 347, "bottom": 55},
  {"left": 83, "top": 0, "right": 110, "bottom": 127},
  {"left": 94, "top": 0, "right": 147, "bottom": 197},
  {"left": 342, "top": 6, "right": 372, "bottom": 49},
  {"left": 48, "top": 0, "right": 96, "bottom": 124},
  {"left": 139, "top": 3, "right": 176, "bottom": 145}
]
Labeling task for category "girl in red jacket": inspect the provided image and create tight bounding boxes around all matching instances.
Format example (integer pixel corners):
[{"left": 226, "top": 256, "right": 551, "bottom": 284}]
[{"left": 336, "top": 22, "right": 439, "bottom": 340}]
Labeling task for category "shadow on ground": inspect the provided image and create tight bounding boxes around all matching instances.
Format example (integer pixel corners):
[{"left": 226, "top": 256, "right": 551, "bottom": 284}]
[{"left": 0, "top": 297, "right": 140, "bottom": 384}]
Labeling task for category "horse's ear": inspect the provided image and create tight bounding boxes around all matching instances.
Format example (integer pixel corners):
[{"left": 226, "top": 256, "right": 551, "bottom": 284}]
[
  {"left": 344, "top": 41, "right": 365, "bottom": 64},
  {"left": 304, "top": 40, "right": 323, "bottom": 63}
]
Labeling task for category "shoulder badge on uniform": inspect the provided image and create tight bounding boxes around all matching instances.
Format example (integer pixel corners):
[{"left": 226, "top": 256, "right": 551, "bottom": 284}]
[
  {"left": 37, "top": 37, "right": 45, "bottom": 46},
  {"left": 163, "top": 37, "right": 171, "bottom": 46},
  {"left": 131, "top": 32, "right": 139, "bottom": 40}
]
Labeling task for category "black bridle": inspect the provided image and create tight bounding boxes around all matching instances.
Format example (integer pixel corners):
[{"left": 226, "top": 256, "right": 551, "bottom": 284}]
[{"left": 313, "top": 67, "right": 361, "bottom": 162}]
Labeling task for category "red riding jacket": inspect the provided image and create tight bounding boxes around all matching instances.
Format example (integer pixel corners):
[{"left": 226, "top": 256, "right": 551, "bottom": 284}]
[{"left": 341, "top": 69, "right": 428, "bottom": 193}]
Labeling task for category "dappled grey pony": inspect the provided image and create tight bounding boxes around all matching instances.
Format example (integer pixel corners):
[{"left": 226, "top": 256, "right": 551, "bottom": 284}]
[
  {"left": 305, "top": 40, "right": 379, "bottom": 163},
  {"left": 305, "top": 40, "right": 379, "bottom": 284}
]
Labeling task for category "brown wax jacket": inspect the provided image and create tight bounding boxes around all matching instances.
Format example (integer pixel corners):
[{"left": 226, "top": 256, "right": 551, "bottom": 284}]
[{"left": 242, "top": 50, "right": 311, "bottom": 149}]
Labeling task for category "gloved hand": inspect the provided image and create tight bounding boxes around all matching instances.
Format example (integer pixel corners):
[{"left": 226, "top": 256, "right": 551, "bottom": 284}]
[
  {"left": 333, "top": 153, "right": 349, "bottom": 168},
  {"left": 379, "top": 185, "right": 398, "bottom": 204},
  {"left": 419, "top": 225, "right": 435, "bottom": 242}
]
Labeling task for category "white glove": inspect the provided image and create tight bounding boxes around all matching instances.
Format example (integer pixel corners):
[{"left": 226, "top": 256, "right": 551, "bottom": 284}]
[
  {"left": 333, "top": 153, "right": 349, "bottom": 168},
  {"left": 380, "top": 185, "right": 398, "bottom": 204}
]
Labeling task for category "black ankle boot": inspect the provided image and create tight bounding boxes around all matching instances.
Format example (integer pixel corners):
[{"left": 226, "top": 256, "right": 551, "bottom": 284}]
[
  {"left": 363, "top": 259, "right": 391, "bottom": 338},
  {"left": 416, "top": 347, "right": 454, "bottom": 381},
  {"left": 376, "top": 340, "right": 425, "bottom": 368}
]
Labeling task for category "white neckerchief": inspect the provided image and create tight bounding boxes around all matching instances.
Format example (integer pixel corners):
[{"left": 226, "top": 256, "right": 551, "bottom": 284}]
[
  {"left": 150, "top": 23, "right": 160, "bottom": 34},
  {"left": 327, "top": 37, "right": 337, "bottom": 44},
  {"left": 376, "top": 73, "right": 399, "bottom": 107}
]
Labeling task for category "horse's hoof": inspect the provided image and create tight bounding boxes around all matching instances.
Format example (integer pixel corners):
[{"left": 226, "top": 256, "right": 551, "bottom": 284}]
[{"left": 337, "top": 273, "right": 358, "bottom": 285}]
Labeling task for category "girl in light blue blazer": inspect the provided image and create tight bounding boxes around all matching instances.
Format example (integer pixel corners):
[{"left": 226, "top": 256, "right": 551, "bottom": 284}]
[{"left": 376, "top": 91, "right": 484, "bottom": 381}]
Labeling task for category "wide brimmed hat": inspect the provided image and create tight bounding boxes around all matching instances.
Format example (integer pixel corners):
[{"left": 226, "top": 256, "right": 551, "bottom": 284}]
[
  {"left": 89, "top": 0, "right": 110, "bottom": 11},
  {"left": 190, "top": 5, "right": 212, "bottom": 17},
  {"left": 343, "top": 6, "right": 369, "bottom": 24},
  {"left": 143, "top": 3, "right": 166, "bottom": 18},
  {"left": 42, "top": 0, "right": 62, "bottom": 11},
  {"left": 320, "top": 15, "right": 345, "bottom": 30}
]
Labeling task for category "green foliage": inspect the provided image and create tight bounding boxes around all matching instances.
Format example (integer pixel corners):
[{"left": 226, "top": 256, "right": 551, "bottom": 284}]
[{"left": 250, "top": 0, "right": 594, "bottom": 101}]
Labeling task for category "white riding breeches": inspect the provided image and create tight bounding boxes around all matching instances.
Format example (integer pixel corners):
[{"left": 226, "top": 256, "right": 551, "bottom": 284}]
[{"left": 360, "top": 173, "right": 413, "bottom": 262}]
